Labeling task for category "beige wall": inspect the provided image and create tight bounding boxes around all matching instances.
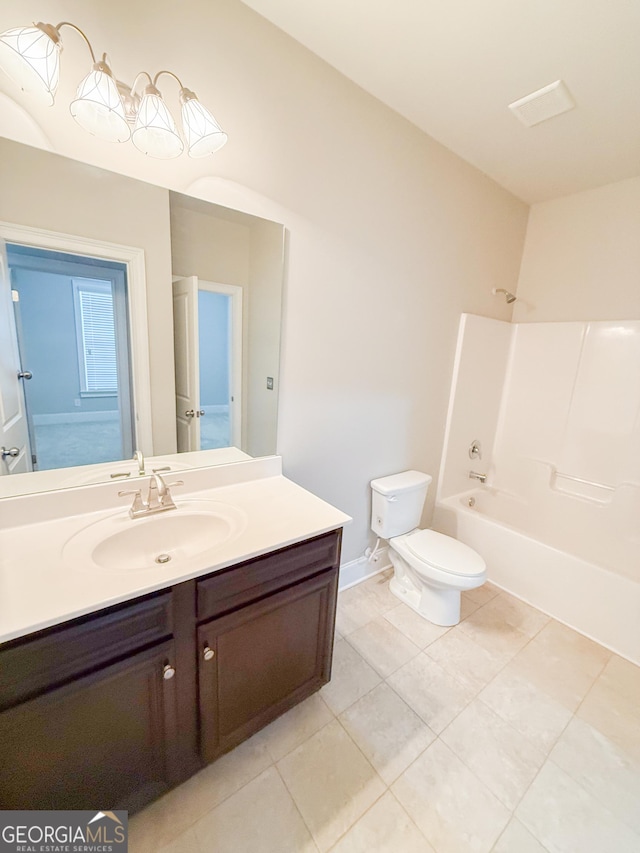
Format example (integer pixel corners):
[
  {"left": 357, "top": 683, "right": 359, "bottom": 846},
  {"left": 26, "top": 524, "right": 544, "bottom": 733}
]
[
  {"left": 0, "top": 137, "right": 176, "bottom": 455},
  {"left": 514, "top": 176, "right": 640, "bottom": 323},
  {"left": 169, "top": 199, "right": 251, "bottom": 287},
  {"left": 247, "top": 220, "right": 284, "bottom": 457},
  {"left": 0, "top": 0, "right": 529, "bottom": 562}
]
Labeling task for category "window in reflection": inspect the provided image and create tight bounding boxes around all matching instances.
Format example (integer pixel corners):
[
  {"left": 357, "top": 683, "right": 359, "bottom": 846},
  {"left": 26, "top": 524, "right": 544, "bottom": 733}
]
[{"left": 7, "top": 244, "right": 134, "bottom": 470}]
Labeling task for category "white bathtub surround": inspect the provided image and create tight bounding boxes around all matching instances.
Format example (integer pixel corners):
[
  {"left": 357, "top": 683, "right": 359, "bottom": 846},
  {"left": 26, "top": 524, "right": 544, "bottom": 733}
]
[
  {"left": 435, "top": 314, "right": 640, "bottom": 664},
  {"left": 437, "top": 314, "right": 512, "bottom": 500},
  {"left": 434, "top": 492, "right": 640, "bottom": 664}
]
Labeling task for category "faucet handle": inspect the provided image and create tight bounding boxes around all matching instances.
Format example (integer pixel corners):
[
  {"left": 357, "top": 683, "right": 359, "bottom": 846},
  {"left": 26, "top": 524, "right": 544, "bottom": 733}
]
[
  {"left": 468, "top": 440, "right": 482, "bottom": 460},
  {"left": 119, "top": 487, "right": 147, "bottom": 518}
]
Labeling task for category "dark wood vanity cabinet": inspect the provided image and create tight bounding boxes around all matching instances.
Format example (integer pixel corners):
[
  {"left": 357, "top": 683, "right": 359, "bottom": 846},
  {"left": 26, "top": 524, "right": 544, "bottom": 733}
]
[
  {"left": 0, "top": 529, "right": 341, "bottom": 812},
  {"left": 198, "top": 568, "right": 338, "bottom": 762},
  {"left": 0, "top": 641, "right": 180, "bottom": 811},
  {"left": 0, "top": 591, "right": 182, "bottom": 811}
]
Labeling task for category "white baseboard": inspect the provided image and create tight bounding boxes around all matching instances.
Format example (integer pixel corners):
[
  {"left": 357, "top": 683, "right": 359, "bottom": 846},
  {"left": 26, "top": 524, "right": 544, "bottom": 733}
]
[{"left": 339, "top": 548, "right": 391, "bottom": 591}]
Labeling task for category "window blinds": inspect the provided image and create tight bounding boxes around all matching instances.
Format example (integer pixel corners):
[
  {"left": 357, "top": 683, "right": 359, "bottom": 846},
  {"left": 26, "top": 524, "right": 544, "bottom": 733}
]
[{"left": 77, "top": 286, "right": 118, "bottom": 393}]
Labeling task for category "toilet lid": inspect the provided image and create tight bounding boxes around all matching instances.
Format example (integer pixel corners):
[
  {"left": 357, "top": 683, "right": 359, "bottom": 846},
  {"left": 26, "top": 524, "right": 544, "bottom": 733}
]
[{"left": 405, "top": 530, "right": 486, "bottom": 577}]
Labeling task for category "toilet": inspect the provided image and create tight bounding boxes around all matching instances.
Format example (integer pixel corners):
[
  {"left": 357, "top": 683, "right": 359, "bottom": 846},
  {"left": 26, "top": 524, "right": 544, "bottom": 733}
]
[{"left": 370, "top": 470, "right": 486, "bottom": 626}]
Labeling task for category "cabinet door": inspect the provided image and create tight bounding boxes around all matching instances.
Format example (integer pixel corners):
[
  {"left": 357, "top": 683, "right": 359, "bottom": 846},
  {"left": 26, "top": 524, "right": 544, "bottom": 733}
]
[
  {"left": 0, "top": 641, "right": 179, "bottom": 812},
  {"left": 198, "top": 568, "right": 338, "bottom": 762}
]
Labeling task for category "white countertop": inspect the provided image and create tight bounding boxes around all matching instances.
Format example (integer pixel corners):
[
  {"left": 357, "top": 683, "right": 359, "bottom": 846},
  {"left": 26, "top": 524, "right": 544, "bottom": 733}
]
[{"left": 0, "top": 457, "right": 351, "bottom": 644}]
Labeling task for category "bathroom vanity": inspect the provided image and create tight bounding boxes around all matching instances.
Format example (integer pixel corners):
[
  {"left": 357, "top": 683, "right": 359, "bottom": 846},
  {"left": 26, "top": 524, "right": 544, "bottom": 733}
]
[{"left": 0, "top": 457, "right": 349, "bottom": 811}]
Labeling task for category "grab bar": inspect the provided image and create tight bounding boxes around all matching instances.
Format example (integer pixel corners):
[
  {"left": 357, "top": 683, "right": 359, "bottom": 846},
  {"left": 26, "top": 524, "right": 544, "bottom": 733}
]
[{"left": 553, "top": 472, "right": 615, "bottom": 492}]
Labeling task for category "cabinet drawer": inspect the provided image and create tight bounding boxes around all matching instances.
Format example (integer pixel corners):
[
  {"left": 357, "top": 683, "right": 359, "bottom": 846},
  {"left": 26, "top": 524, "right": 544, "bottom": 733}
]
[
  {"left": 197, "top": 530, "right": 341, "bottom": 621},
  {"left": 0, "top": 591, "right": 173, "bottom": 710}
]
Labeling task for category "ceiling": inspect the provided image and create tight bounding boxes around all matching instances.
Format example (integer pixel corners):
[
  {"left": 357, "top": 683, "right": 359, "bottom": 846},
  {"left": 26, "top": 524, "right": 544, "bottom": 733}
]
[{"left": 240, "top": 0, "right": 640, "bottom": 203}]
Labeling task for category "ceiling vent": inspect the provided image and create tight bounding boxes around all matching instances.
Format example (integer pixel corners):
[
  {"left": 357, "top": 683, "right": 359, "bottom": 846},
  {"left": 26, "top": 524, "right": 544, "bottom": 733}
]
[{"left": 508, "top": 80, "right": 575, "bottom": 127}]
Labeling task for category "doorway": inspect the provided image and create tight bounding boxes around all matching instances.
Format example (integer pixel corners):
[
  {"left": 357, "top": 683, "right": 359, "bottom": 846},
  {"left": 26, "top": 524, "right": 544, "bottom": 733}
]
[
  {"left": 6, "top": 244, "right": 135, "bottom": 471},
  {"left": 199, "top": 287, "right": 237, "bottom": 450},
  {"left": 173, "top": 277, "right": 243, "bottom": 453}
]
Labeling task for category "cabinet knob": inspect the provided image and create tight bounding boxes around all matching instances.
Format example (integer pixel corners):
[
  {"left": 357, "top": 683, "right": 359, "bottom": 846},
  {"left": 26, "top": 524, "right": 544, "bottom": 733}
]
[
  {"left": 163, "top": 664, "right": 176, "bottom": 680},
  {"left": 203, "top": 646, "right": 215, "bottom": 661}
]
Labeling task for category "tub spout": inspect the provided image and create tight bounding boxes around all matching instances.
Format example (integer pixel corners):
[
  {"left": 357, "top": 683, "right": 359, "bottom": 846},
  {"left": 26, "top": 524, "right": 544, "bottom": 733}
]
[{"left": 469, "top": 471, "right": 487, "bottom": 483}]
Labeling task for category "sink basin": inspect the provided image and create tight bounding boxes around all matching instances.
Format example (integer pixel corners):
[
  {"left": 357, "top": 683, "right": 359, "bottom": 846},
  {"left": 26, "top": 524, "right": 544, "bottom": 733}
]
[{"left": 63, "top": 500, "right": 247, "bottom": 572}]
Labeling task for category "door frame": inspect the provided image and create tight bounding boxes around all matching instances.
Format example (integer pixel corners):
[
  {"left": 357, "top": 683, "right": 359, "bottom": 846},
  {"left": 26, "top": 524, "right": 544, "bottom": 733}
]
[{"left": 0, "top": 221, "right": 154, "bottom": 454}]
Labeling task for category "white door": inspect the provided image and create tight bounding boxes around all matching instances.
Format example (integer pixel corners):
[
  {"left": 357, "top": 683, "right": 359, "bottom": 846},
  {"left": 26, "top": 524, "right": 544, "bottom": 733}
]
[
  {"left": 0, "top": 240, "right": 31, "bottom": 474},
  {"left": 172, "top": 276, "right": 200, "bottom": 452}
]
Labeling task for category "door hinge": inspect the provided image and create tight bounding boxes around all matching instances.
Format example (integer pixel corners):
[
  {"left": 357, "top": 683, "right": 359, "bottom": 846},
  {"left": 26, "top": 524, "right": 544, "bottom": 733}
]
[
  {"left": 31, "top": 454, "right": 37, "bottom": 466},
  {"left": 11, "top": 289, "right": 19, "bottom": 303}
]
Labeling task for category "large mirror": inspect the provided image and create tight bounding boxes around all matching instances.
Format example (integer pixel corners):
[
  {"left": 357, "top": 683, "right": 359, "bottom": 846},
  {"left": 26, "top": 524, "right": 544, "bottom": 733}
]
[{"left": 0, "top": 137, "right": 284, "bottom": 496}]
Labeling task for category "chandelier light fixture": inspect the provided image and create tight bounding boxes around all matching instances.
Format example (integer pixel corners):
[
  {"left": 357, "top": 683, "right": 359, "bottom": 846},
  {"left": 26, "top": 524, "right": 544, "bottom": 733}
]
[{"left": 0, "top": 20, "right": 228, "bottom": 159}]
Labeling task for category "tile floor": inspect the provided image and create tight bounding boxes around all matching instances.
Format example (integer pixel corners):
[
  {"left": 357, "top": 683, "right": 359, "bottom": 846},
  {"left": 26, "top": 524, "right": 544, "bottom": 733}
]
[{"left": 130, "top": 570, "right": 640, "bottom": 853}]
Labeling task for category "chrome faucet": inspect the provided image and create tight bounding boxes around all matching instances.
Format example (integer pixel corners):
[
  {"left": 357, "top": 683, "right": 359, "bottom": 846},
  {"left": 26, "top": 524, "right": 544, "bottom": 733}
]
[
  {"left": 119, "top": 472, "right": 184, "bottom": 519},
  {"left": 469, "top": 471, "right": 487, "bottom": 483},
  {"left": 133, "top": 449, "right": 145, "bottom": 476}
]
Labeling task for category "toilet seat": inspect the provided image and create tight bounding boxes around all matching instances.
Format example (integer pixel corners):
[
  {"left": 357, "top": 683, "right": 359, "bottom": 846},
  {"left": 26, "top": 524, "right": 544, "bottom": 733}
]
[{"left": 397, "top": 529, "right": 485, "bottom": 578}]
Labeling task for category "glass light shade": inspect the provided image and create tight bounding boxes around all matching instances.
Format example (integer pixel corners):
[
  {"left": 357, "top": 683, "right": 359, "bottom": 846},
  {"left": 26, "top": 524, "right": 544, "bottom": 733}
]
[
  {"left": 132, "top": 86, "right": 183, "bottom": 159},
  {"left": 0, "top": 23, "right": 61, "bottom": 105},
  {"left": 70, "top": 62, "right": 130, "bottom": 143},
  {"left": 181, "top": 94, "right": 227, "bottom": 158}
]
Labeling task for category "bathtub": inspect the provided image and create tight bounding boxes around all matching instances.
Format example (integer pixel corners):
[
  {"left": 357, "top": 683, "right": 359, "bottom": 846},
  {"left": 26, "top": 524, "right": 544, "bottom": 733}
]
[{"left": 433, "top": 488, "right": 640, "bottom": 665}]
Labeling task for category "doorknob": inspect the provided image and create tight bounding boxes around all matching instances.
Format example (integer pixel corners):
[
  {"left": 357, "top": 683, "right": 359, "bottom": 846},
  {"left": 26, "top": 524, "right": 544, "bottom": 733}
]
[
  {"left": 1, "top": 447, "right": 20, "bottom": 460},
  {"left": 197, "top": 409, "right": 205, "bottom": 417},
  {"left": 17, "top": 370, "right": 33, "bottom": 380},
  {"left": 185, "top": 409, "right": 195, "bottom": 418}
]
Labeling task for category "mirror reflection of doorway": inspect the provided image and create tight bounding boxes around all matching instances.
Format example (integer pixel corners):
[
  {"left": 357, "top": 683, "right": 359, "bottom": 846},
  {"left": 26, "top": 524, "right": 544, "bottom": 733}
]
[
  {"left": 173, "top": 276, "right": 242, "bottom": 453},
  {"left": 198, "top": 289, "right": 233, "bottom": 449},
  {"left": 6, "top": 244, "right": 134, "bottom": 471}
]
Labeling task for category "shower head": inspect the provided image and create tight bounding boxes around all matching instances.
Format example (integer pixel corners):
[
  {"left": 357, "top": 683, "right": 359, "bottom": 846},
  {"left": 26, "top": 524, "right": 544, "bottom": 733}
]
[{"left": 492, "top": 287, "right": 517, "bottom": 304}]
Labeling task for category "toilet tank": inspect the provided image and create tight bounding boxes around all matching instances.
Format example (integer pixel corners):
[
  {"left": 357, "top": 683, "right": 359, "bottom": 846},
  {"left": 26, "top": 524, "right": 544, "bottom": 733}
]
[{"left": 370, "top": 471, "right": 432, "bottom": 539}]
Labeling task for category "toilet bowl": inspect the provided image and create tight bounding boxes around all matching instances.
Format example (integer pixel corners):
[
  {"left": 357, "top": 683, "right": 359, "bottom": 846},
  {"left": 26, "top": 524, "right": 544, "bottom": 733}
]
[{"left": 371, "top": 471, "right": 487, "bottom": 626}]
